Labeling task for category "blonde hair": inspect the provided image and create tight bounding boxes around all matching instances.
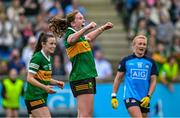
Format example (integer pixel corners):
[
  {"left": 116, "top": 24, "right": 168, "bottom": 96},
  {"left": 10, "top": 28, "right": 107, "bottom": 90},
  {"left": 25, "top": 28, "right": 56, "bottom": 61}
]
[{"left": 132, "top": 35, "right": 147, "bottom": 46}]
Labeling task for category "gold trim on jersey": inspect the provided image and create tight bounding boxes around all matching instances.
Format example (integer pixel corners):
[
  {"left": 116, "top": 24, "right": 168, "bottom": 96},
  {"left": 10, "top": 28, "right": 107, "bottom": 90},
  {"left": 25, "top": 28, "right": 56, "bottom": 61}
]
[
  {"left": 34, "top": 70, "right": 52, "bottom": 81},
  {"left": 66, "top": 41, "right": 91, "bottom": 58}
]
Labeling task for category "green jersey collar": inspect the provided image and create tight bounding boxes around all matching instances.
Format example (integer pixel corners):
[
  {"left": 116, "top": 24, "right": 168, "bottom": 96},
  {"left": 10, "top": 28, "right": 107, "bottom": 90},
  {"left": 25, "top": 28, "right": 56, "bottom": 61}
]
[
  {"left": 68, "top": 27, "right": 77, "bottom": 32},
  {"left": 41, "top": 50, "right": 50, "bottom": 62}
]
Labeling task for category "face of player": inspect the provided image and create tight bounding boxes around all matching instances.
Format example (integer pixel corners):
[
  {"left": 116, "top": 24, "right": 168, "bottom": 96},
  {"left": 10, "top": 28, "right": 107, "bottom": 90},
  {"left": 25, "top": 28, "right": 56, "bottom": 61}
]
[
  {"left": 43, "top": 37, "right": 57, "bottom": 55},
  {"left": 133, "top": 38, "right": 147, "bottom": 57},
  {"left": 72, "top": 12, "right": 85, "bottom": 30}
]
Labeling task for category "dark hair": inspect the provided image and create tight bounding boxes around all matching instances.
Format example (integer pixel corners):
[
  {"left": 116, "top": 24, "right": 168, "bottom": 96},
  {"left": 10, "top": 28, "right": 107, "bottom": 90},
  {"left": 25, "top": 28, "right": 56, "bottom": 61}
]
[
  {"left": 48, "top": 10, "right": 79, "bottom": 38},
  {"left": 34, "top": 32, "right": 54, "bottom": 54}
]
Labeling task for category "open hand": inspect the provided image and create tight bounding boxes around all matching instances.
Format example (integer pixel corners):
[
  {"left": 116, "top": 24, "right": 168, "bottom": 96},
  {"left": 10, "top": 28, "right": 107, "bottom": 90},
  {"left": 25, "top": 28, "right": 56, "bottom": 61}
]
[
  {"left": 45, "top": 85, "right": 56, "bottom": 94},
  {"left": 57, "top": 81, "right": 65, "bottom": 89}
]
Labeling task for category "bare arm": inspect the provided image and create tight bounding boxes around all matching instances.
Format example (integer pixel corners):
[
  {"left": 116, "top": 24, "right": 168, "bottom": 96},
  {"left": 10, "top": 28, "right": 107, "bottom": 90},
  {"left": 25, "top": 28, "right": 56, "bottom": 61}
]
[
  {"left": 85, "top": 22, "right": 113, "bottom": 42},
  {"left": 27, "top": 72, "right": 56, "bottom": 93},
  {"left": 67, "top": 22, "right": 97, "bottom": 44},
  {"left": 50, "top": 79, "right": 64, "bottom": 89},
  {"left": 148, "top": 75, "right": 157, "bottom": 96},
  {"left": 112, "top": 72, "right": 124, "bottom": 94}
]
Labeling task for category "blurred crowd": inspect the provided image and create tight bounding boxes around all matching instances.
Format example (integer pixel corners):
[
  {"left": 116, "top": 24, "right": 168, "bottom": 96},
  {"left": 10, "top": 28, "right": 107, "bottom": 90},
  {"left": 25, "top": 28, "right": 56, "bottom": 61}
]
[
  {"left": 0, "top": 0, "right": 113, "bottom": 81},
  {"left": 114, "top": 0, "right": 180, "bottom": 91}
]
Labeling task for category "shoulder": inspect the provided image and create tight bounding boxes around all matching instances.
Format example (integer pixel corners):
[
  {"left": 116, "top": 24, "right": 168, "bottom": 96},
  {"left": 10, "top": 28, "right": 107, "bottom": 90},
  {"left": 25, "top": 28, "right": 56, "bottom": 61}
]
[
  {"left": 121, "top": 54, "right": 135, "bottom": 62},
  {"left": 144, "top": 55, "right": 156, "bottom": 64}
]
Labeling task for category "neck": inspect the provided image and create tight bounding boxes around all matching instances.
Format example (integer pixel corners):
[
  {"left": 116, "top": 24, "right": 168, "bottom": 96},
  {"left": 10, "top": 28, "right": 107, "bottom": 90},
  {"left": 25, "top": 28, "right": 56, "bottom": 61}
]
[
  {"left": 42, "top": 49, "right": 49, "bottom": 57},
  {"left": 135, "top": 52, "right": 144, "bottom": 57}
]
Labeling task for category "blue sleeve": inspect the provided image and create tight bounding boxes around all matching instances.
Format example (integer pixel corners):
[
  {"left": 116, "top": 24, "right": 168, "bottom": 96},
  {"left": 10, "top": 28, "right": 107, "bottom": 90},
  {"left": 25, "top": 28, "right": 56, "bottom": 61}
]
[
  {"left": 151, "top": 60, "right": 158, "bottom": 76},
  {"left": 117, "top": 58, "right": 126, "bottom": 72}
]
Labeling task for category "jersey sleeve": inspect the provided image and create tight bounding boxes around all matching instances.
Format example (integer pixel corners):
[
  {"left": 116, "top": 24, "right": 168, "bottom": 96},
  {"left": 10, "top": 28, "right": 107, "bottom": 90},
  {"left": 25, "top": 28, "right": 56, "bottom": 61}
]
[
  {"left": 151, "top": 60, "right": 158, "bottom": 76},
  {"left": 117, "top": 58, "right": 126, "bottom": 72},
  {"left": 64, "top": 28, "right": 75, "bottom": 46},
  {"left": 28, "top": 54, "right": 41, "bottom": 74}
]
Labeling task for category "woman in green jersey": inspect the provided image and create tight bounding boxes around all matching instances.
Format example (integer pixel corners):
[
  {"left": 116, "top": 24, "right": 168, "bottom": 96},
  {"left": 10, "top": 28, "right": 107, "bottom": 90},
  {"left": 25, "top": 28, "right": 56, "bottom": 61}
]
[
  {"left": 49, "top": 10, "right": 113, "bottom": 117},
  {"left": 24, "top": 32, "right": 64, "bottom": 117}
]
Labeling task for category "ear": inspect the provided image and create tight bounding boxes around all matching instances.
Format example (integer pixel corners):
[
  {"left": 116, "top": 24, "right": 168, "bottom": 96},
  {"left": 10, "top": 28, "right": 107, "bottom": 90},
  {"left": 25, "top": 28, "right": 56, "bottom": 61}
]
[{"left": 71, "top": 21, "right": 75, "bottom": 27}]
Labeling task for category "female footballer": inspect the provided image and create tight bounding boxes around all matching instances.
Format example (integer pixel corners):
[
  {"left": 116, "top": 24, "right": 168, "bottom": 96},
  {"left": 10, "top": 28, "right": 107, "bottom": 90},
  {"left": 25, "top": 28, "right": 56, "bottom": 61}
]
[
  {"left": 49, "top": 10, "right": 113, "bottom": 117},
  {"left": 24, "top": 32, "right": 64, "bottom": 117}
]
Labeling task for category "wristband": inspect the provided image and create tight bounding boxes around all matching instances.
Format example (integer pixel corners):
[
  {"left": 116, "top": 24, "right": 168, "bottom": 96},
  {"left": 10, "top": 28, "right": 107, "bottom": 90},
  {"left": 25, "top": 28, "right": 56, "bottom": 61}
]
[
  {"left": 111, "top": 93, "right": 117, "bottom": 98},
  {"left": 147, "top": 95, "right": 151, "bottom": 99}
]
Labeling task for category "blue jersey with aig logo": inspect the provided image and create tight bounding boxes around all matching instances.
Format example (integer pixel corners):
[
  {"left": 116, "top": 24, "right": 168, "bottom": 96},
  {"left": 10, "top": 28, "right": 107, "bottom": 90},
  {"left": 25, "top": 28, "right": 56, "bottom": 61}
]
[{"left": 118, "top": 54, "right": 158, "bottom": 101}]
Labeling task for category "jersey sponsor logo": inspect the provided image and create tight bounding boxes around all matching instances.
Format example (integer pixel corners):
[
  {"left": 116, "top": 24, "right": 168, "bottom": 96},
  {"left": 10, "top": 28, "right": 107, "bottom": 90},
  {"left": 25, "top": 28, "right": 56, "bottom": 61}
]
[
  {"left": 29, "top": 63, "right": 39, "bottom": 70},
  {"left": 131, "top": 69, "right": 148, "bottom": 80},
  {"left": 43, "top": 64, "right": 52, "bottom": 70}
]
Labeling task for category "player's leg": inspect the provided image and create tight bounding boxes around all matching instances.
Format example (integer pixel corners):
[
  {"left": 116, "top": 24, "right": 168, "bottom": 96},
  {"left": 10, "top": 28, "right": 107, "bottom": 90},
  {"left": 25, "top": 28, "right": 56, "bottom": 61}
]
[
  {"left": 124, "top": 98, "right": 143, "bottom": 117},
  {"left": 77, "top": 94, "right": 94, "bottom": 117},
  {"left": 31, "top": 106, "right": 51, "bottom": 117},
  {"left": 70, "top": 78, "right": 96, "bottom": 117},
  {"left": 128, "top": 106, "right": 143, "bottom": 117},
  {"left": 25, "top": 98, "right": 51, "bottom": 117},
  {"left": 140, "top": 104, "right": 150, "bottom": 118}
]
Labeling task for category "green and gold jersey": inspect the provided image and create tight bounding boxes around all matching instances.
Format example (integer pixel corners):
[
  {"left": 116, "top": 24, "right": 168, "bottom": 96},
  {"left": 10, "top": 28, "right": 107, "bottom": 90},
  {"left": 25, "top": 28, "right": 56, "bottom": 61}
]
[
  {"left": 24, "top": 50, "right": 53, "bottom": 100},
  {"left": 64, "top": 27, "right": 97, "bottom": 82}
]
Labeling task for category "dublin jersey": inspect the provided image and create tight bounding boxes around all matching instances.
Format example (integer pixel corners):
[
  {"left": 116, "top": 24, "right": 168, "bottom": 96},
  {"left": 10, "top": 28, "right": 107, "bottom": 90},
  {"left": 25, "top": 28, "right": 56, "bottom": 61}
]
[
  {"left": 64, "top": 27, "right": 97, "bottom": 82},
  {"left": 24, "top": 50, "right": 52, "bottom": 100},
  {"left": 118, "top": 54, "right": 158, "bottom": 101}
]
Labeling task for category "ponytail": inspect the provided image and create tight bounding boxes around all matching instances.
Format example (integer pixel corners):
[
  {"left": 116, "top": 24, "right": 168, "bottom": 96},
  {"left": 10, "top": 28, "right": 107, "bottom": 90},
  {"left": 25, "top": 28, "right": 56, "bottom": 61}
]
[{"left": 48, "top": 10, "right": 79, "bottom": 38}]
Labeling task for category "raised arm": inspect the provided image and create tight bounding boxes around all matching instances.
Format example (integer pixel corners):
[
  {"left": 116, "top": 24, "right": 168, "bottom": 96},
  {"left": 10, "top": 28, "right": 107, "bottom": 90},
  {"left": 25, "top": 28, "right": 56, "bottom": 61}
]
[
  {"left": 67, "top": 22, "right": 97, "bottom": 44},
  {"left": 85, "top": 22, "right": 113, "bottom": 42}
]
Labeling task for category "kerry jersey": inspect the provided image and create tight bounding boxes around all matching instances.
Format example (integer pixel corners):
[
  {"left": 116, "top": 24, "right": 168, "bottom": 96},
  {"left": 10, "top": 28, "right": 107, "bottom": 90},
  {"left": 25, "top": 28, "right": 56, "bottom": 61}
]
[
  {"left": 64, "top": 27, "right": 97, "bottom": 82},
  {"left": 24, "top": 50, "right": 52, "bottom": 100}
]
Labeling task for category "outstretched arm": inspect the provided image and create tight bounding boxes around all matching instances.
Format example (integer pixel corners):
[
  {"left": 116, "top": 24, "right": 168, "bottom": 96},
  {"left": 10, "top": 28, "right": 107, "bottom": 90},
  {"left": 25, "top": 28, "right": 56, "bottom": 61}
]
[{"left": 85, "top": 22, "right": 113, "bottom": 42}]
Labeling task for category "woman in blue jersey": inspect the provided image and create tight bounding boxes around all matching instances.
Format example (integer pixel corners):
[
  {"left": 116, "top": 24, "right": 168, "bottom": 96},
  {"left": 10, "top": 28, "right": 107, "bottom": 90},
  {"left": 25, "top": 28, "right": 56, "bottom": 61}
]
[{"left": 111, "top": 35, "right": 158, "bottom": 117}]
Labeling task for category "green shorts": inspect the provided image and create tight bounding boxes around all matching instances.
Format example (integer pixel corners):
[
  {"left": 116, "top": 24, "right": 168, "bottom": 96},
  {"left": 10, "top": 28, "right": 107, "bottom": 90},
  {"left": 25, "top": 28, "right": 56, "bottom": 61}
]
[
  {"left": 25, "top": 98, "right": 47, "bottom": 114},
  {"left": 70, "top": 78, "right": 96, "bottom": 97}
]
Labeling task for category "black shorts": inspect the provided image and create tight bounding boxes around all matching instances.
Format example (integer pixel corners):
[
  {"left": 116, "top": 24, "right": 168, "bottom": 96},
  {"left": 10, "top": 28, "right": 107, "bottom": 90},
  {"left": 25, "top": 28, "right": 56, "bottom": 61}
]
[
  {"left": 124, "top": 98, "right": 150, "bottom": 113},
  {"left": 70, "top": 78, "right": 96, "bottom": 97},
  {"left": 25, "top": 98, "right": 47, "bottom": 114}
]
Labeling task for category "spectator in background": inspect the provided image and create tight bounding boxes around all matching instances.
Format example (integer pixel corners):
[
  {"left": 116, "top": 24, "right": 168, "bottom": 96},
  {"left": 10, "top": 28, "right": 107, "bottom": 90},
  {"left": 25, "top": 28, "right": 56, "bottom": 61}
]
[
  {"left": 159, "top": 55, "right": 179, "bottom": 92},
  {"left": 0, "top": 61, "right": 8, "bottom": 77},
  {"left": 94, "top": 49, "right": 113, "bottom": 79},
  {"left": 64, "top": 0, "right": 87, "bottom": 16},
  {"left": 156, "top": 12, "right": 174, "bottom": 55},
  {"left": 8, "top": 48, "right": 26, "bottom": 75},
  {"left": 22, "top": 36, "right": 37, "bottom": 68},
  {"left": 52, "top": 55, "right": 66, "bottom": 77},
  {"left": 6, "top": 0, "right": 24, "bottom": 23},
  {"left": 1, "top": 68, "right": 24, "bottom": 118},
  {"left": 152, "top": 42, "right": 167, "bottom": 71}
]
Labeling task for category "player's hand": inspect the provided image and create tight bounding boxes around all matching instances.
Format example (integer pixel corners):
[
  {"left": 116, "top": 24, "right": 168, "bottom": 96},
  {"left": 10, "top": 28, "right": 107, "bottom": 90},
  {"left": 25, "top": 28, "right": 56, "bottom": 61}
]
[
  {"left": 103, "top": 22, "right": 113, "bottom": 30},
  {"left": 57, "top": 81, "right": 64, "bottom": 89},
  {"left": 140, "top": 95, "right": 150, "bottom": 108},
  {"left": 86, "top": 22, "right": 97, "bottom": 30},
  {"left": 45, "top": 85, "right": 56, "bottom": 94},
  {"left": 111, "top": 98, "right": 118, "bottom": 109}
]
